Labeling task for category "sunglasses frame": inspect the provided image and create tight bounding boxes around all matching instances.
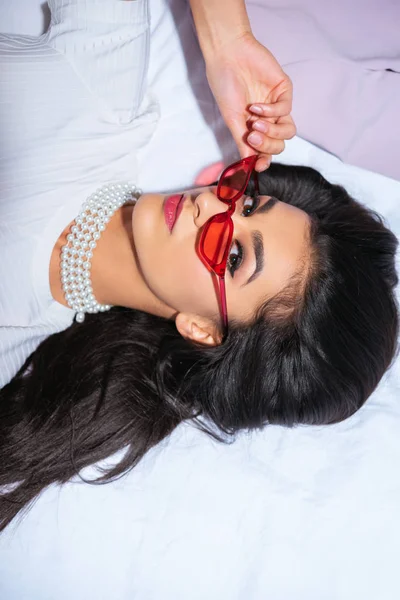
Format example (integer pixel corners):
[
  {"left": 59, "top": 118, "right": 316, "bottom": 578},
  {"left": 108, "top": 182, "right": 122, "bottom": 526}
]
[{"left": 197, "top": 155, "right": 260, "bottom": 334}]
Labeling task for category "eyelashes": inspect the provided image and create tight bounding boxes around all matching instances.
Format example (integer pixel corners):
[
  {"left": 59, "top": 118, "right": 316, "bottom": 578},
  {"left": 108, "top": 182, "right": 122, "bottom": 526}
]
[
  {"left": 227, "top": 193, "right": 260, "bottom": 277},
  {"left": 227, "top": 239, "right": 243, "bottom": 277},
  {"left": 242, "top": 193, "right": 260, "bottom": 217}
]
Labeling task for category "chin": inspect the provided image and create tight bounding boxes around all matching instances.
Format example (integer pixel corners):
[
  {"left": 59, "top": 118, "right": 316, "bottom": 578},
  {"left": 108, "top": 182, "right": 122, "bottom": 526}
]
[
  {"left": 132, "top": 192, "right": 163, "bottom": 233},
  {"left": 131, "top": 192, "right": 166, "bottom": 281}
]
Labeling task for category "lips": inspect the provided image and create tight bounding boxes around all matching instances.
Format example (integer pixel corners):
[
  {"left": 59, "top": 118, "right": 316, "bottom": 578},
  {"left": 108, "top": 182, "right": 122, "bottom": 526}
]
[{"left": 164, "top": 194, "right": 185, "bottom": 232}]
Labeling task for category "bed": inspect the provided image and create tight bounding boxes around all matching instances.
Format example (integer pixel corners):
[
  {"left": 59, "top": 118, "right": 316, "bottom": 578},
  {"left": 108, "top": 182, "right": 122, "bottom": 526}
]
[{"left": 0, "top": 1, "right": 399, "bottom": 599}]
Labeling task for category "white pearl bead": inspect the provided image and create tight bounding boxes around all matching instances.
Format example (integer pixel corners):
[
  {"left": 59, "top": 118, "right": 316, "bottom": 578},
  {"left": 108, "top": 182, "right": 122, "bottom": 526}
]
[{"left": 60, "top": 181, "right": 137, "bottom": 319}]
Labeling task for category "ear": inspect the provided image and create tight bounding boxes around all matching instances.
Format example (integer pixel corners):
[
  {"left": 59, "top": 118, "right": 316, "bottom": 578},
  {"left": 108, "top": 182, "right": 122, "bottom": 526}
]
[{"left": 175, "top": 313, "right": 222, "bottom": 346}]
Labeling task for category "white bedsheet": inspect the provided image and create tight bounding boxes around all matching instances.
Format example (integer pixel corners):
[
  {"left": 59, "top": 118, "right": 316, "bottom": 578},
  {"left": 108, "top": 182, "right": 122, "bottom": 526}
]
[{"left": 1, "top": 1, "right": 399, "bottom": 599}]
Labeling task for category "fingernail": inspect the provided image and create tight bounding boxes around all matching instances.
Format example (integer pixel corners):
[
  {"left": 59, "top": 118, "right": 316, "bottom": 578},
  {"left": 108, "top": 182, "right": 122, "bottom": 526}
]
[
  {"left": 253, "top": 120, "right": 268, "bottom": 133},
  {"left": 250, "top": 104, "right": 263, "bottom": 115},
  {"left": 248, "top": 132, "right": 263, "bottom": 147},
  {"left": 256, "top": 157, "right": 271, "bottom": 173}
]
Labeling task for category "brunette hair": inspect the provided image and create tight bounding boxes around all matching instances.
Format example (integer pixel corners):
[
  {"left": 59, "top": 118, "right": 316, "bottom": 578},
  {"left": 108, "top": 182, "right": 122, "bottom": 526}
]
[{"left": 0, "top": 163, "right": 398, "bottom": 531}]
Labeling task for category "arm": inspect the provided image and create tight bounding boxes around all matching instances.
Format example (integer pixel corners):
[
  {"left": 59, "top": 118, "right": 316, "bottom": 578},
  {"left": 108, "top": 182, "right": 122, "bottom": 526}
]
[
  {"left": 189, "top": 0, "right": 296, "bottom": 171},
  {"left": 189, "top": 0, "right": 251, "bottom": 55}
]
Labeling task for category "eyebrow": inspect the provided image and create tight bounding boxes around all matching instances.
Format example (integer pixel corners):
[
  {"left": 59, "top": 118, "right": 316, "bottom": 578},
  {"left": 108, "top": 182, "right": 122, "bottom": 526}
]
[{"left": 245, "top": 196, "right": 278, "bottom": 286}]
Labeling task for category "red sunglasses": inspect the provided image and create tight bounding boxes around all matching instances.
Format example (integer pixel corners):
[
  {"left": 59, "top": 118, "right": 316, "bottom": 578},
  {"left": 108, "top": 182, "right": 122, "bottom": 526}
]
[{"left": 197, "top": 155, "right": 259, "bottom": 333}]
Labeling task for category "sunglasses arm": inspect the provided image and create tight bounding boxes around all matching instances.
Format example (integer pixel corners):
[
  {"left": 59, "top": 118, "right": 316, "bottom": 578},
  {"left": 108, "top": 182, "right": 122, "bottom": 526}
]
[
  {"left": 218, "top": 276, "right": 229, "bottom": 332},
  {"left": 254, "top": 170, "right": 260, "bottom": 195}
]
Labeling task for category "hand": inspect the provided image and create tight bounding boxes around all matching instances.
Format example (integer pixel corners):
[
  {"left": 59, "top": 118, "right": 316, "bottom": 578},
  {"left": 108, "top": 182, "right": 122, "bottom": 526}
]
[{"left": 204, "top": 32, "right": 296, "bottom": 171}]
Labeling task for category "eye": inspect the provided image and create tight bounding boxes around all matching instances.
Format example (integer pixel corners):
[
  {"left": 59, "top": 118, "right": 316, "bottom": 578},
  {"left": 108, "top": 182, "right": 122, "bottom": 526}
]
[
  {"left": 241, "top": 194, "right": 260, "bottom": 217},
  {"left": 227, "top": 240, "right": 243, "bottom": 278}
]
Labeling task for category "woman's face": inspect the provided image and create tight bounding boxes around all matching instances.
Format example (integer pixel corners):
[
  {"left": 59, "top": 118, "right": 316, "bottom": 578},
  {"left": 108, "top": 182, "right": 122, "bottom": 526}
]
[{"left": 131, "top": 186, "right": 311, "bottom": 332}]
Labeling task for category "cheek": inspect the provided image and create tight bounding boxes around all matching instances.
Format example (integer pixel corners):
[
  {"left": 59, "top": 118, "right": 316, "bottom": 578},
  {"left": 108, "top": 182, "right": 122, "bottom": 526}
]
[
  {"left": 133, "top": 213, "right": 218, "bottom": 315},
  {"left": 160, "top": 248, "right": 219, "bottom": 314}
]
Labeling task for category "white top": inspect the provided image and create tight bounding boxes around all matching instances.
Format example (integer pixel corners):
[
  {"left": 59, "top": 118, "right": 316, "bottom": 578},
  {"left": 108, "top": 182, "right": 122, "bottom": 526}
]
[{"left": 0, "top": 0, "right": 158, "bottom": 388}]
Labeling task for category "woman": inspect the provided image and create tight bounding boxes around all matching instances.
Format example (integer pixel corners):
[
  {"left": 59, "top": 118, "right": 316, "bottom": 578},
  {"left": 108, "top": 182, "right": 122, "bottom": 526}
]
[
  {"left": 0, "top": 155, "right": 398, "bottom": 531},
  {"left": 0, "top": 1, "right": 398, "bottom": 531}
]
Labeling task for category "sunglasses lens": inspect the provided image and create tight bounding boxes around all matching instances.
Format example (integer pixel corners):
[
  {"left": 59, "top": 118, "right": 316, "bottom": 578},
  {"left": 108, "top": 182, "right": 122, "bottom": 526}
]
[
  {"left": 219, "top": 163, "right": 250, "bottom": 202},
  {"left": 201, "top": 215, "right": 232, "bottom": 269}
]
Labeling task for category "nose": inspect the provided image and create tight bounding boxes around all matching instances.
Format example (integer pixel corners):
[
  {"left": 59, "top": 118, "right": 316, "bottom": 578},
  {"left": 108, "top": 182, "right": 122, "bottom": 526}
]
[{"left": 193, "top": 189, "right": 229, "bottom": 229}]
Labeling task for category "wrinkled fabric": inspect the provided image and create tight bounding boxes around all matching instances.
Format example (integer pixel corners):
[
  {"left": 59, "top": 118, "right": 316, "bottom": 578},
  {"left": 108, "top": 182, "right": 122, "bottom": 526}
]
[{"left": 247, "top": 0, "right": 400, "bottom": 180}]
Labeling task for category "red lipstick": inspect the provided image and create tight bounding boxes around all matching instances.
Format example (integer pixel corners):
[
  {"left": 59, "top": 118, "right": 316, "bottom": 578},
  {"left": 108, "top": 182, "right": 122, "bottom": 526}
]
[{"left": 164, "top": 194, "right": 185, "bottom": 232}]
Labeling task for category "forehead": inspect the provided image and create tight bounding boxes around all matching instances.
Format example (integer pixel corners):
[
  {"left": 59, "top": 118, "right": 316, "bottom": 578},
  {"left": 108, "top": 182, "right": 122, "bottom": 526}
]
[{"left": 238, "top": 201, "right": 311, "bottom": 317}]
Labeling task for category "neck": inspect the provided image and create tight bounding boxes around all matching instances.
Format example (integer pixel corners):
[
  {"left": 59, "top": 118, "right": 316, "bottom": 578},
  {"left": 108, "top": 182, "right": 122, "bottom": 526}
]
[
  {"left": 51, "top": 204, "right": 175, "bottom": 320},
  {"left": 90, "top": 204, "right": 175, "bottom": 319}
]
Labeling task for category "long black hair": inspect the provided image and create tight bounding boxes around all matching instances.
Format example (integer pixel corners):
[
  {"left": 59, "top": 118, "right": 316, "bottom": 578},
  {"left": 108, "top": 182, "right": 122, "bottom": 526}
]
[{"left": 0, "top": 163, "right": 398, "bottom": 531}]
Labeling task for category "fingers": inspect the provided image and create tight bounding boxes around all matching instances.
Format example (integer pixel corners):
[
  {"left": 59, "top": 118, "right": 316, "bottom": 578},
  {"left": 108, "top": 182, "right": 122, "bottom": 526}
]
[
  {"left": 249, "top": 99, "right": 292, "bottom": 119},
  {"left": 251, "top": 116, "right": 296, "bottom": 141},
  {"left": 236, "top": 105, "right": 296, "bottom": 172},
  {"left": 246, "top": 114, "right": 296, "bottom": 157},
  {"left": 247, "top": 131, "right": 285, "bottom": 156},
  {"left": 255, "top": 155, "right": 271, "bottom": 172}
]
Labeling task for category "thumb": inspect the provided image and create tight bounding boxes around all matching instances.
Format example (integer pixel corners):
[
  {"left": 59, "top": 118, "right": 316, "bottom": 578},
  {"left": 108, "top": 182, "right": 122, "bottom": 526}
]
[{"left": 226, "top": 114, "right": 255, "bottom": 160}]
